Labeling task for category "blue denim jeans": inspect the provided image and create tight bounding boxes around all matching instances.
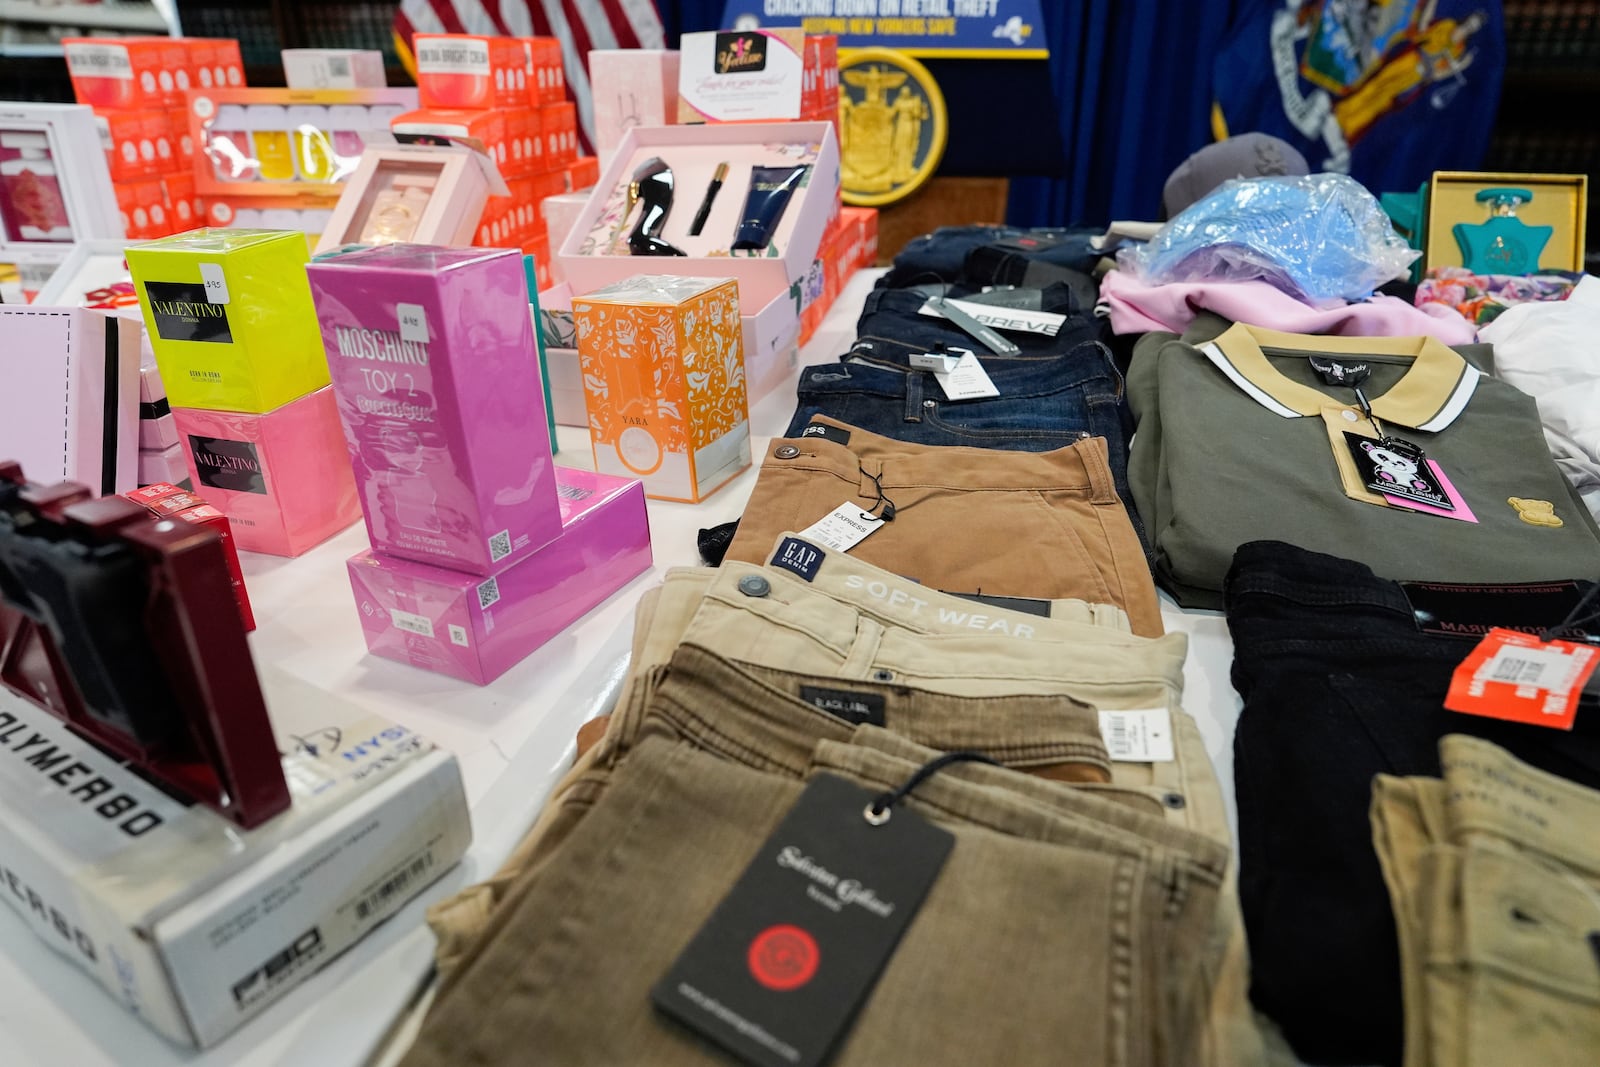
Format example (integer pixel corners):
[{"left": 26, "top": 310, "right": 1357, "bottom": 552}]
[
  {"left": 880, "top": 225, "right": 1107, "bottom": 290},
  {"left": 784, "top": 288, "right": 1147, "bottom": 550}
]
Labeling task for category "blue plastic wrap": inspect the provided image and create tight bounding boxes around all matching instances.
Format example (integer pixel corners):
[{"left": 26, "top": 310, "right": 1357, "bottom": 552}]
[{"left": 1120, "top": 174, "right": 1419, "bottom": 306}]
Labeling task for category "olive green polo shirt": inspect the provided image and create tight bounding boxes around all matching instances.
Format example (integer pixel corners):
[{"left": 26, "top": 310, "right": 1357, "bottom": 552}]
[{"left": 1126, "top": 315, "right": 1600, "bottom": 609}]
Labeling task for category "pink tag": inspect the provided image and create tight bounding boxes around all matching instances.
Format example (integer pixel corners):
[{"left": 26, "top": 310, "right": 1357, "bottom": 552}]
[{"left": 1385, "top": 459, "right": 1477, "bottom": 522}]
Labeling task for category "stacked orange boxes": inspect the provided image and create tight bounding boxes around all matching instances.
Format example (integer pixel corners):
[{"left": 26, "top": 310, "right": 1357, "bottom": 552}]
[{"left": 799, "top": 206, "right": 878, "bottom": 345}]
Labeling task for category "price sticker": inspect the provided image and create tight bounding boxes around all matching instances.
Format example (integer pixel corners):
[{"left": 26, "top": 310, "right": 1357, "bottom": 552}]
[
  {"left": 799, "top": 502, "right": 885, "bottom": 554},
  {"left": 199, "top": 262, "right": 229, "bottom": 304},
  {"left": 1445, "top": 627, "right": 1599, "bottom": 730},
  {"left": 397, "top": 302, "right": 430, "bottom": 344}
]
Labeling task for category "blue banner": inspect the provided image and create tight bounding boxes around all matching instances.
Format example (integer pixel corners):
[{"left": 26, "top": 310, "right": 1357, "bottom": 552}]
[{"left": 720, "top": 1, "right": 1048, "bottom": 58}]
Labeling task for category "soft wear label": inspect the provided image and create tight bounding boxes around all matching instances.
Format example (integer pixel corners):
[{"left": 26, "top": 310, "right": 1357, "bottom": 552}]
[
  {"left": 1445, "top": 627, "right": 1599, "bottom": 731},
  {"left": 799, "top": 503, "right": 884, "bottom": 554},
  {"left": 652, "top": 774, "right": 954, "bottom": 1067},
  {"left": 1098, "top": 708, "right": 1175, "bottom": 763}
]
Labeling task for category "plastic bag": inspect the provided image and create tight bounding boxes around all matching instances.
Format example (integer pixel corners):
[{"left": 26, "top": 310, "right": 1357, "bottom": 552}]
[{"left": 1119, "top": 174, "right": 1419, "bottom": 306}]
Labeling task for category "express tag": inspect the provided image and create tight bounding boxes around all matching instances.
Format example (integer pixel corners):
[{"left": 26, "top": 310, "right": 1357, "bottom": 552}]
[
  {"left": 1343, "top": 432, "right": 1454, "bottom": 512},
  {"left": 933, "top": 352, "right": 1001, "bottom": 401},
  {"left": 1308, "top": 356, "right": 1370, "bottom": 387},
  {"left": 799, "top": 502, "right": 884, "bottom": 553},
  {"left": 652, "top": 774, "right": 955, "bottom": 1067},
  {"left": 1444, "top": 627, "right": 1600, "bottom": 730},
  {"left": 798, "top": 421, "right": 852, "bottom": 447},
  {"left": 909, "top": 346, "right": 968, "bottom": 374}
]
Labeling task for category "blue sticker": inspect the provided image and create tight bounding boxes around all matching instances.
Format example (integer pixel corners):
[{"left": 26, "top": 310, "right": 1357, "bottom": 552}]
[{"left": 769, "top": 537, "right": 824, "bottom": 582}]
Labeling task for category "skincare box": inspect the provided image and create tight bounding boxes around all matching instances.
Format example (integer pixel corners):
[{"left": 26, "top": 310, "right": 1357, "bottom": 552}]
[
  {"left": 313, "top": 142, "right": 505, "bottom": 255},
  {"left": 523, "top": 37, "right": 566, "bottom": 106},
  {"left": 414, "top": 34, "right": 527, "bottom": 110},
  {"left": 0, "top": 306, "right": 141, "bottom": 493},
  {"left": 589, "top": 49, "right": 679, "bottom": 164},
  {"left": 308, "top": 245, "right": 563, "bottom": 573},
  {"left": 170, "top": 386, "right": 360, "bottom": 556},
  {"left": 0, "top": 104, "right": 123, "bottom": 245},
  {"left": 573, "top": 274, "right": 751, "bottom": 502},
  {"left": 126, "top": 228, "right": 331, "bottom": 413},
  {"left": 390, "top": 107, "right": 509, "bottom": 176},
  {"left": 347, "top": 468, "right": 652, "bottom": 684},
  {"left": 282, "top": 49, "right": 389, "bottom": 90},
  {"left": 124, "top": 481, "right": 255, "bottom": 630},
  {"left": 63, "top": 36, "right": 193, "bottom": 110}
]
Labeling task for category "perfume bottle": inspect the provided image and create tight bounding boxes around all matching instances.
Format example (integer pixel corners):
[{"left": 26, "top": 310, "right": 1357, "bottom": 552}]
[{"left": 1452, "top": 187, "right": 1552, "bottom": 275}]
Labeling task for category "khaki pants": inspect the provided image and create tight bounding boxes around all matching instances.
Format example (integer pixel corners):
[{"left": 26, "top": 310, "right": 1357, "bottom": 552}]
[{"left": 1372, "top": 735, "right": 1600, "bottom": 1067}]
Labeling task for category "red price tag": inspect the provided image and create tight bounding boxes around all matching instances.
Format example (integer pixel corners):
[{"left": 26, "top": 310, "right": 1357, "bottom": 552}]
[{"left": 1445, "top": 627, "right": 1599, "bottom": 730}]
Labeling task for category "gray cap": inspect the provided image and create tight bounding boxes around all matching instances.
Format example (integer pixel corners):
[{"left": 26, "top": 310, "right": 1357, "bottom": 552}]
[{"left": 1162, "top": 134, "right": 1310, "bottom": 218}]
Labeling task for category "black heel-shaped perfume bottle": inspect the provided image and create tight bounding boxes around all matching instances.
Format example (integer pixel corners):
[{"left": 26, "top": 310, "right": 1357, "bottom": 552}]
[{"left": 626, "top": 157, "right": 686, "bottom": 256}]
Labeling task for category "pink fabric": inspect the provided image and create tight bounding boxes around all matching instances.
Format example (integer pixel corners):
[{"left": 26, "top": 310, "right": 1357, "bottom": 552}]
[{"left": 1099, "top": 270, "right": 1478, "bottom": 344}]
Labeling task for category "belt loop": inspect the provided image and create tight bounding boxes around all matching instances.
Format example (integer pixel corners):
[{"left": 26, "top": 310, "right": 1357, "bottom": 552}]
[
  {"left": 903, "top": 370, "right": 925, "bottom": 422},
  {"left": 1076, "top": 437, "right": 1118, "bottom": 505}
]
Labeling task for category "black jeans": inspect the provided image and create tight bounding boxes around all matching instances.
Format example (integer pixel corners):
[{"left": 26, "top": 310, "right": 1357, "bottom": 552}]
[
  {"left": 1225, "top": 540, "right": 1600, "bottom": 1066},
  {"left": 878, "top": 225, "right": 1107, "bottom": 291}
]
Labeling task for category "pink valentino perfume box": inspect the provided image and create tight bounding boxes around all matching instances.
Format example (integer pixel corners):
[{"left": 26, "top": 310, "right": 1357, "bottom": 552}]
[
  {"left": 347, "top": 468, "right": 653, "bottom": 685},
  {"left": 308, "top": 244, "right": 563, "bottom": 575},
  {"left": 171, "top": 386, "right": 360, "bottom": 556}
]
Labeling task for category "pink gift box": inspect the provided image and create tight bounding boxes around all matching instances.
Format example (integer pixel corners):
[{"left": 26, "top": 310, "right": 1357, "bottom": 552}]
[
  {"left": 312, "top": 143, "right": 506, "bottom": 256},
  {"left": 171, "top": 386, "right": 361, "bottom": 556},
  {"left": 588, "top": 50, "right": 679, "bottom": 165},
  {"left": 140, "top": 411, "right": 179, "bottom": 450},
  {"left": 308, "top": 244, "right": 563, "bottom": 575},
  {"left": 138, "top": 441, "right": 189, "bottom": 488},
  {"left": 347, "top": 468, "right": 653, "bottom": 685},
  {"left": 558, "top": 121, "right": 840, "bottom": 310},
  {"left": 0, "top": 305, "right": 141, "bottom": 494}
]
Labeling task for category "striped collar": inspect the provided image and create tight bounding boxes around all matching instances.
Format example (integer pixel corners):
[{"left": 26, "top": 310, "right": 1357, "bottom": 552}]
[{"left": 1198, "top": 323, "right": 1479, "bottom": 431}]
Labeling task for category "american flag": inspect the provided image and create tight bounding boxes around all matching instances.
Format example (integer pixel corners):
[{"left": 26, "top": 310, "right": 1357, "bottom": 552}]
[{"left": 393, "top": 0, "right": 667, "bottom": 153}]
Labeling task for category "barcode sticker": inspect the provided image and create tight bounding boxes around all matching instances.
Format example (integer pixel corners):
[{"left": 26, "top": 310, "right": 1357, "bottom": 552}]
[
  {"left": 1446, "top": 627, "right": 1597, "bottom": 730},
  {"left": 354, "top": 853, "right": 435, "bottom": 922},
  {"left": 199, "top": 263, "right": 229, "bottom": 304},
  {"left": 389, "top": 608, "right": 434, "bottom": 637},
  {"left": 477, "top": 577, "right": 501, "bottom": 611},
  {"left": 1098, "top": 708, "right": 1175, "bottom": 763},
  {"left": 328, "top": 56, "right": 351, "bottom": 78},
  {"left": 397, "top": 302, "right": 429, "bottom": 344},
  {"left": 487, "top": 528, "right": 511, "bottom": 563},
  {"left": 449, "top": 624, "right": 469, "bottom": 647}
]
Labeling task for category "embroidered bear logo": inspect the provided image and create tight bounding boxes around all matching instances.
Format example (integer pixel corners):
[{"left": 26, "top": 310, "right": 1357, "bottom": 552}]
[{"left": 1508, "top": 497, "right": 1563, "bottom": 528}]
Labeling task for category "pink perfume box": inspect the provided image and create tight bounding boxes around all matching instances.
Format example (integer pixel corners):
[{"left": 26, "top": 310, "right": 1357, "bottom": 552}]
[
  {"left": 312, "top": 143, "right": 506, "bottom": 256},
  {"left": 347, "top": 468, "right": 653, "bottom": 685},
  {"left": 138, "top": 441, "right": 189, "bottom": 488},
  {"left": 307, "top": 244, "right": 563, "bottom": 575},
  {"left": 588, "top": 49, "right": 679, "bottom": 165},
  {"left": 171, "top": 386, "right": 360, "bottom": 556},
  {"left": 0, "top": 305, "right": 141, "bottom": 494}
]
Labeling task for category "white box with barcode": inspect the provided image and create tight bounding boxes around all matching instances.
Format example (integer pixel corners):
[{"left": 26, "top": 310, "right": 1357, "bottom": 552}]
[
  {"left": 281, "top": 49, "right": 389, "bottom": 90},
  {"left": 0, "top": 685, "right": 471, "bottom": 1049}
]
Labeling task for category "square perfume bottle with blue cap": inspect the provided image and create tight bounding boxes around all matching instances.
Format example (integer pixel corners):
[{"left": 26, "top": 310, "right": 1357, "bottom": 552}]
[{"left": 1452, "top": 187, "right": 1552, "bottom": 275}]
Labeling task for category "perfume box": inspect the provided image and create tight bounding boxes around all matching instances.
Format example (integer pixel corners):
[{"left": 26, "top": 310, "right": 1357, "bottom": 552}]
[
  {"left": 125, "top": 228, "right": 331, "bottom": 413},
  {"left": 0, "top": 104, "right": 123, "bottom": 246},
  {"left": 171, "top": 386, "right": 360, "bottom": 556},
  {"left": 391, "top": 106, "right": 509, "bottom": 177},
  {"left": 414, "top": 34, "right": 527, "bottom": 110},
  {"left": 140, "top": 412, "right": 179, "bottom": 450},
  {"left": 559, "top": 121, "right": 839, "bottom": 308},
  {"left": 1425, "top": 171, "right": 1589, "bottom": 272},
  {"left": 282, "top": 49, "right": 389, "bottom": 90},
  {"left": 523, "top": 37, "right": 566, "bottom": 106},
  {"left": 312, "top": 142, "right": 505, "bottom": 255},
  {"left": 678, "top": 28, "right": 817, "bottom": 123},
  {"left": 0, "top": 685, "right": 470, "bottom": 1048},
  {"left": 308, "top": 245, "right": 563, "bottom": 573},
  {"left": 541, "top": 102, "right": 579, "bottom": 170},
  {"left": 573, "top": 274, "right": 751, "bottom": 502},
  {"left": 62, "top": 36, "right": 193, "bottom": 110},
  {"left": 93, "top": 107, "right": 167, "bottom": 182},
  {"left": 124, "top": 481, "right": 255, "bottom": 630},
  {"left": 589, "top": 49, "right": 679, "bottom": 165},
  {"left": 0, "top": 305, "right": 141, "bottom": 493},
  {"left": 842, "top": 204, "right": 878, "bottom": 266},
  {"left": 139, "top": 441, "right": 189, "bottom": 488},
  {"left": 347, "top": 468, "right": 652, "bottom": 684}
]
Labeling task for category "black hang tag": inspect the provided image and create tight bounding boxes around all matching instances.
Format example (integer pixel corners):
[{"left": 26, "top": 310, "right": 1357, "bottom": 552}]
[
  {"left": 652, "top": 774, "right": 954, "bottom": 1067},
  {"left": 798, "top": 686, "right": 887, "bottom": 726},
  {"left": 1398, "top": 580, "right": 1596, "bottom": 643},
  {"left": 942, "top": 590, "right": 1053, "bottom": 618},
  {"left": 799, "top": 421, "right": 852, "bottom": 446},
  {"left": 1343, "top": 432, "right": 1453, "bottom": 511},
  {"left": 1308, "top": 356, "right": 1371, "bottom": 387},
  {"left": 769, "top": 537, "right": 825, "bottom": 582}
]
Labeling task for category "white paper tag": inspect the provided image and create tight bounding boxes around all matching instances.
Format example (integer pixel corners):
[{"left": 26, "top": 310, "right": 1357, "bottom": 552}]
[
  {"left": 934, "top": 352, "right": 1000, "bottom": 400},
  {"left": 397, "top": 302, "right": 430, "bottom": 344},
  {"left": 199, "top": 263, "right": 229, "bottom": 304},
  {"left": 415, "top": 38, "right": 491, "bottom": 77},
  {"left": 65, "top": 43, "right": 134, "bottom": 80},
  {"left": 918, "top": 296, "right": 1067, "bottom": 337},
  {"left": 798, "top": 502, "right": 885, "bottom": 554},
  {"left": 389, "top": 607, "right": 434, "bottom": 638},
  {"left": 909, "top": 347, "right": 967, "bottom": 374},
  {"left": 1098, "top": 708, "right": 1175, "bottom": 763}
]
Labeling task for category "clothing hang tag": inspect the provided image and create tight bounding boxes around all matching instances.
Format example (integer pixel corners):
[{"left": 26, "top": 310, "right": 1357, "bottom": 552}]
[
  {"left": 1308, "top": 356, "right": 1371, "bottom": 388},
  {"left": 934, "top": 352, "right": 1001, "bottom": 401},
  {"left": 918, "top": 295, "right": 1064, "bottom": 339},
  {"left": 1399, "top": 580, "right": 1596, "bottom": 643},
  {"left": 652, "top": 773, "right": 955, "bottom": 1067},
  {"left": 908, "top": 346, "right": 968, "bottom": 374},
  {"left": 1343, "top": 431, "right": 1454, "bottom": 512},
  {"left": 799, "top": 502, "right": 885, "bottom": 554},
  {"left": 798, "top": 421, "right": 852, "bottom": 446},
  {"left": 198, "top": 263, "right": 229, "bottom": 304},
  {"left": 1444, "top": 627, "right": 1600, "bottom": 731},
  {"left": 798, "top": 686, "right": 887, "bottom": 727},
  {"left": 915, "top": 296, "right": 1022, "bottom": 354},
  {"left": 1382, "top": 458, "right": 1477, "bottom": 522},
  {"left": 1098, "top": 708, "right": 1175, "bottom": 763}
]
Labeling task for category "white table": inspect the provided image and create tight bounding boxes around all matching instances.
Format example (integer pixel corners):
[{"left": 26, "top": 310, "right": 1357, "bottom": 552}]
[{"left": 0, "top": 269, "right": 1243, "bottom": 1066}]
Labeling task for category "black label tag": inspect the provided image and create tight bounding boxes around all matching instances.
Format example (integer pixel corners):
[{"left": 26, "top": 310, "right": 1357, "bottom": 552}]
[
  {"left": 145, "top": 282, "right": 233, "bottom": 344},
  {"left": 188, "top": 435, "right": 266, "bottom": 495},
  {"left": 989, "top": 233, "right": 1064, "bottom": 254},
  {"left": 1309, "top": 356, "right": 1370, "bottom": 387},
  {"left": 1398, "top": 580, "right": 1595, "bottom": 643},
  {"left": 1344, "top": 432, "right": 1453, "bottom": 511},
  {"left": 942, "top": 591, "right": 1053, "bottom": 618},
  {"left": 799, "top": 422, "right": 851, "bottom": 446},
  {"left": 769, "top": 537, "right": 824, "bottom": 582},
  {"left": 652, "top": 774, "right": 954, "bottom": 1067},
  {"left": 714, "top": 31, "right": 767, "bottom": 74},
  {"left": 798, "top": 686, "right": 886, "bottom": 726}
]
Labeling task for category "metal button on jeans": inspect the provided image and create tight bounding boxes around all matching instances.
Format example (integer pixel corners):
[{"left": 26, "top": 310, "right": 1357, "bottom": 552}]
[
  {"left": 774, "top": 445, "right": 800, "bottom": 459},
  {"left": 737, "top": 575, "right": 770, "bottom": 598}
]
